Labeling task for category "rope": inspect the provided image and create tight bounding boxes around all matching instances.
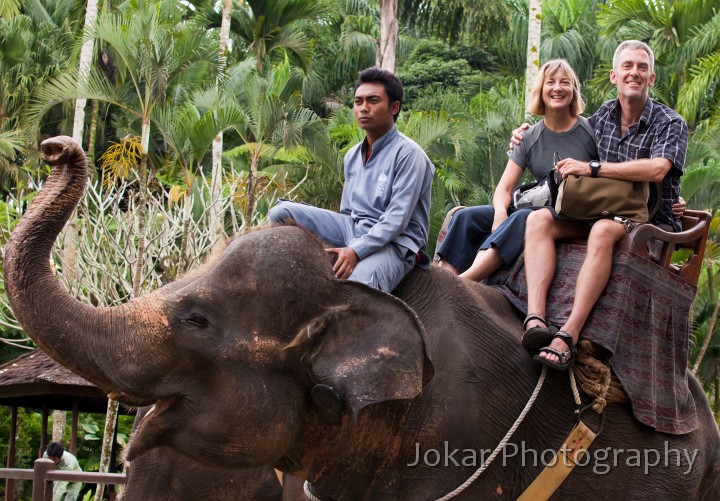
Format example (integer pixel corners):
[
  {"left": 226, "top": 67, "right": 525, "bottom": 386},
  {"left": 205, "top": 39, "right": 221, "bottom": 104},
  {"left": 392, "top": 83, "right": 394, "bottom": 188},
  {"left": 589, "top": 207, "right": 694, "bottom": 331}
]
[
  {"left": 434, "top": 365, "right": 548, "bottom": 501},
  {"left": 568, "top": 367, "right": 582, "bottom": 407},
  {"left": 303, "top": 367, "right": 548, "bottom": 501},
  {"left": 304, "top": 480, "right": 322, "bottom": 501},
  {"left": 574, "top": 340, "right": 629, "bottom": 413}
]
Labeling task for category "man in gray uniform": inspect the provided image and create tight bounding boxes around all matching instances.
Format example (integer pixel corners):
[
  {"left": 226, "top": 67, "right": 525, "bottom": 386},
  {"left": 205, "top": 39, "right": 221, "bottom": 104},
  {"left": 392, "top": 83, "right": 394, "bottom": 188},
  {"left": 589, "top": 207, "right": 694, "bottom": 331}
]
[{"left": 269, "top": 67, "right": 434, "bottom": 292}]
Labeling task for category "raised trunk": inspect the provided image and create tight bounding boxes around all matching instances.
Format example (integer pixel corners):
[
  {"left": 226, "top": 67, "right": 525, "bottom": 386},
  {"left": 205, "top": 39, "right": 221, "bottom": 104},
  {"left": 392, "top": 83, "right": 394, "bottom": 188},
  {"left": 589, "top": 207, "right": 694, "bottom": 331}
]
[{"left": 3, "top": 137, "right": 171, "bottom": 405}]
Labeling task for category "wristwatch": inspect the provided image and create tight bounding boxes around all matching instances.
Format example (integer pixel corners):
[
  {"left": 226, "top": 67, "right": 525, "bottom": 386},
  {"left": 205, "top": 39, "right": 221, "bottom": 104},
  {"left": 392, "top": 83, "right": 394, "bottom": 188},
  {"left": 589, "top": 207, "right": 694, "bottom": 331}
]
[{"left": 589, "top": 160, "right": 601, "bottom": 178}]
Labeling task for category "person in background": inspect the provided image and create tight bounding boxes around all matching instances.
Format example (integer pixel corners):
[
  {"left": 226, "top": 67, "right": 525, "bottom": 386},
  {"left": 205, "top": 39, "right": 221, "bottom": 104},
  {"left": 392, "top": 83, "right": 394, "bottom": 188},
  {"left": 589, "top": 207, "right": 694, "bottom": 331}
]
[{"left": 44, "top": 442, "right": 83, "bottom": 501}]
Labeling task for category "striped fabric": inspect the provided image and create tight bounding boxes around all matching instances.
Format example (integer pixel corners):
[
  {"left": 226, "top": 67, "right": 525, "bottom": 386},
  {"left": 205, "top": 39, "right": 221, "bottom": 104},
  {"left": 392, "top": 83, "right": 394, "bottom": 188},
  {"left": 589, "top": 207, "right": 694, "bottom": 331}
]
[{"left": 488, "top": 244, "right": 698, "bottom": 435}]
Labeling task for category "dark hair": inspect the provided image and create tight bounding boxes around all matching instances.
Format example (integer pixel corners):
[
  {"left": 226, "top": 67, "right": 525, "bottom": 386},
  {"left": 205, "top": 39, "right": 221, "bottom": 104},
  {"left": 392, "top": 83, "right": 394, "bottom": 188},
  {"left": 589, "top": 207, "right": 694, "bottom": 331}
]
[
  {"left": 47, "top": 442, "right": 64, "bottom": 458},
  {"left": 354, "top": 67, "right": 403, "bottom": 121}
]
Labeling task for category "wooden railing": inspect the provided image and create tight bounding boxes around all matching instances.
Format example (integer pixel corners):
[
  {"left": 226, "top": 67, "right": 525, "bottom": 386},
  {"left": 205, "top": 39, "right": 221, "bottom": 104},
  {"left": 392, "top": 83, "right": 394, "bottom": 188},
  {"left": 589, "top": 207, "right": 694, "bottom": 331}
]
[{"left": 0, "top": 459, "right": 126, "bottom": 501}]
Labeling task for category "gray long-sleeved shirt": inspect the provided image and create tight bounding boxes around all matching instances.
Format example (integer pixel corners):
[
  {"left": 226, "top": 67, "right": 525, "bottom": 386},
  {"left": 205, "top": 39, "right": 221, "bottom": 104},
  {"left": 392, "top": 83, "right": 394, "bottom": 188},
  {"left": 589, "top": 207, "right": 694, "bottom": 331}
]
[{"left": 341, "top": 125, "right": 435, "bottom": 260}]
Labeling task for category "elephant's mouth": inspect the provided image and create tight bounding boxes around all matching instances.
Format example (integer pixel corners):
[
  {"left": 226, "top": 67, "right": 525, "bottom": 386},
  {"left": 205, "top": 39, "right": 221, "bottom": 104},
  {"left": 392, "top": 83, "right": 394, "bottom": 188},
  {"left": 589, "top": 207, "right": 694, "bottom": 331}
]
[
  {"left": 108, "top": 391, "right": 163, "bottom": 408},
  {"left": 125, "top": 396, "right": 180, "bottom": 461},
  {"left": 134, "top": 396, "right": 178, "bottom": 429}
]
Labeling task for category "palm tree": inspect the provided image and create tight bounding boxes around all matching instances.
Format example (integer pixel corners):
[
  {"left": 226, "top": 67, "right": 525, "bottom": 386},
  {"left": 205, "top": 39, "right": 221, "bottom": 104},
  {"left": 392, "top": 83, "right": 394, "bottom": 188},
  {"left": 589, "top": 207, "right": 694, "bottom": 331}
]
[
  {"left": 235, "top": 0, "right": 327, "bottom": 74},
  {"left": 0, "top": 14, "right": 75, "bottom": 189},
  {"left": 224, "top": 60, "right": 321, "bottom": 223},
  {"left": 398, "top": 0, "right": 511, "bottom": 46},
  {"left": 305, "top": 0, "right": 377, "bottom": 113},
  {"left": 675, "top": 10, "right": 720, "bottom": 127}
]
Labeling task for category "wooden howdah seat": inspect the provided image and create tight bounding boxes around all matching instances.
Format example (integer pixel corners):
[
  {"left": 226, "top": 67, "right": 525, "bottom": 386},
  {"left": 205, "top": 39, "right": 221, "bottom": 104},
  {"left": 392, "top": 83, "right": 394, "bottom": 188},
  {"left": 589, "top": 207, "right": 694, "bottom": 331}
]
[
  {"left": 434, "top": 207, "right": 712, "bottom": 286},
  {"left": 433, "top": 206, "right": 710, "bottom": 433}
]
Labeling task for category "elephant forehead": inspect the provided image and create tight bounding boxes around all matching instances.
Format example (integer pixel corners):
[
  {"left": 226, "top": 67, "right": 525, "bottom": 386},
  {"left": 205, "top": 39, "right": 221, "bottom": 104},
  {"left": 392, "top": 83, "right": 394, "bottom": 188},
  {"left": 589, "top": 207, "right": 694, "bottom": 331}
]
[
  {"left": 224, "top": 334, "right": 286, "bottom": 364},
  {"left": 226, "top": 226, "right": 330, "bottom": 267}
]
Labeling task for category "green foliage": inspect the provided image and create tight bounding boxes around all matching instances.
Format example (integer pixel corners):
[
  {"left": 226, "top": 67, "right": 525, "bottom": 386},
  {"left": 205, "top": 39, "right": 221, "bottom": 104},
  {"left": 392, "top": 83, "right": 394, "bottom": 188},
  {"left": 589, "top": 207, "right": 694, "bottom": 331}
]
[
  {"left": 0, "top": 15, "right": 73, "bottom": 184},
  {"left": 399, "top": 0, "right": 511, "bottom": 45},
  {"left": 398, "top": 39, "right": 495, "bottom": 106},
  {"left": 235, "top": 0, "right": 328, "bottom": 74},
  {"left": 540, "top": 0, "right": 599, "bottom": 82},
  {"left": 595, "top": 0, "right": 720, "bottom": 125}
]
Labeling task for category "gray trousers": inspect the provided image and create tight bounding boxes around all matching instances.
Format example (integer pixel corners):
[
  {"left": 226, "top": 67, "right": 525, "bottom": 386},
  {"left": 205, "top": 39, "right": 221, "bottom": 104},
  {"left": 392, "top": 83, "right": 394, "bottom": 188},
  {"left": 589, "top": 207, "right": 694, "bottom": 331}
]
[{"left": 268, "top": 200, "right": 415, "bottom": 292}]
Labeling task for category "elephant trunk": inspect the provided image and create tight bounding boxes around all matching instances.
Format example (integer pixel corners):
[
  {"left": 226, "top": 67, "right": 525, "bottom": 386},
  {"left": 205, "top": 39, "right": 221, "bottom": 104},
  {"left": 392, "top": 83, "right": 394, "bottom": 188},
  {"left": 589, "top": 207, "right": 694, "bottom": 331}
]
[{"left": 4, "top": 137, "right": 169, "bottom": 403}]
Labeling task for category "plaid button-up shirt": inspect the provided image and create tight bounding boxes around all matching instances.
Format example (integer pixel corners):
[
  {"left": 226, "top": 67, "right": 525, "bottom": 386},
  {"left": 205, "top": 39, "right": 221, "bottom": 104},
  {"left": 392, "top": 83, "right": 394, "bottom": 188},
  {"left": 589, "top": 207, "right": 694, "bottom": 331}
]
[{"left": 589, "top": 99, "right": 688, "bottom": 231}]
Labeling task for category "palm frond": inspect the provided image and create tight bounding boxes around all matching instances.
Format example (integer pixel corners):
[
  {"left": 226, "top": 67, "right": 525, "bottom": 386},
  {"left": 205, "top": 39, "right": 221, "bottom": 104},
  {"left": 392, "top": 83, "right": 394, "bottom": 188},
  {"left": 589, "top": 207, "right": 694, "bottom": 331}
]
[
  {"left": 24, "top": 68, "right": 130, "bottom": 140},
  {"left": 0, "top": 130, "right": 23, "bottom": 158},
  {"left": 677, "top": 51, "right": 720, "bottom": 126}
]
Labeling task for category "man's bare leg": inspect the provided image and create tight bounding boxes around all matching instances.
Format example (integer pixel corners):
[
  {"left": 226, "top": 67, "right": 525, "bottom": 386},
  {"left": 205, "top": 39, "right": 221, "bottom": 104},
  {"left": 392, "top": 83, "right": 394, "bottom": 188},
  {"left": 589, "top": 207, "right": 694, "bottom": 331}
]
[
  {"left": 538, "top": 219, "right": 627, "bottom": 364},
  {"left": 459, "top": 248, "right": 504, "bottom": 282}
]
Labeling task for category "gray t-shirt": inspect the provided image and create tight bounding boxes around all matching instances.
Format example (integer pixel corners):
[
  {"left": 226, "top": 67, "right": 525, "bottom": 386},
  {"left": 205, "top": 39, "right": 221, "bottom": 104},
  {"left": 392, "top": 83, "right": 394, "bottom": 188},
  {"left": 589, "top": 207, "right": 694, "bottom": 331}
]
[{"left": 510, "top": 116, "right": 598, "bottom": 180}]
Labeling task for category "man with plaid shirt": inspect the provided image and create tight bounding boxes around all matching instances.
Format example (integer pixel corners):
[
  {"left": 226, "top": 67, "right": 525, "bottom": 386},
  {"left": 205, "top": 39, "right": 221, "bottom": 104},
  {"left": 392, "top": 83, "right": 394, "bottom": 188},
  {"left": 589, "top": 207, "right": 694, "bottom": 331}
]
[{"left": 520, "top": 40, "right": 689, "bottom": 370}]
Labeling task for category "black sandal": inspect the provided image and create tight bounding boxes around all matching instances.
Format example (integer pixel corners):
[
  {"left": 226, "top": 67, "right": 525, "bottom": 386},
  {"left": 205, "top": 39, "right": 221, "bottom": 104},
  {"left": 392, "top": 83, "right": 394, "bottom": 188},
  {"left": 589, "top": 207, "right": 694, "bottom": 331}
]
[
  {"left": 522, "top": 314, "right": 556, "bottom": 353},
  {"left": 533, "top": 330, "right": 576, "bottom": 371}
]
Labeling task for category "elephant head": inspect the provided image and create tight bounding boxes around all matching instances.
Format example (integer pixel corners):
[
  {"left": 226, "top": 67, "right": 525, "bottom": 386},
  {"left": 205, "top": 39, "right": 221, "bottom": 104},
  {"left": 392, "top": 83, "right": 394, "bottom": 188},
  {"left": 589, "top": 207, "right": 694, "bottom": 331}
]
[{"left": 4, "top": 137, "right": 433, "bottom": 469}]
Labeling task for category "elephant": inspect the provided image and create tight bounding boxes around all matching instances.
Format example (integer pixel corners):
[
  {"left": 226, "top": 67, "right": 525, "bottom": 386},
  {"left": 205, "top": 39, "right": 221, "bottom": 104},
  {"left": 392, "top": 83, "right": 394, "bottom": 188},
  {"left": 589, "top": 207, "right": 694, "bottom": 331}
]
[
  {"left": 4, "top": 136, "right": 720, "bottom": 500},
  {"left": 124, "top": 407, "right": 285, "bottom": 500},
  {"left": 125, "top": 445, "right": 285, "bottom": 500}
]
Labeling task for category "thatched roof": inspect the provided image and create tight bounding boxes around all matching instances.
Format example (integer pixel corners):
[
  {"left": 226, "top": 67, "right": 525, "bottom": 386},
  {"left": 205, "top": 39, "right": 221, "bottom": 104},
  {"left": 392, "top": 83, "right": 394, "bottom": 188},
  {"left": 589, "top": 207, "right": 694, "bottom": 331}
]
[{"left": 0, "top": 349, "right": 134, "bottom": 414}]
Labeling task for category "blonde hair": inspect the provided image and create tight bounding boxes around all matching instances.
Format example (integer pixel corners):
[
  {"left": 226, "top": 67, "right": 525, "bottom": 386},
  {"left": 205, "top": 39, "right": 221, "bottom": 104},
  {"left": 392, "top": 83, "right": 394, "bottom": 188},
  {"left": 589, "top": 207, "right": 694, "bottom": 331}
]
[{"left": 527, "top": 59, "right": 585, "bottom": 116}]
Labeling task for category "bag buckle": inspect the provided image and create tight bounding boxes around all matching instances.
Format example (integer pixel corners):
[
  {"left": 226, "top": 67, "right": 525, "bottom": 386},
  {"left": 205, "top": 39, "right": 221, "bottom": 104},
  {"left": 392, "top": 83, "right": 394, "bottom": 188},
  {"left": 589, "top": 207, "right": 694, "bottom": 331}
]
[{"left": 613, "top": 216, "right": 635, "bottom": 233}]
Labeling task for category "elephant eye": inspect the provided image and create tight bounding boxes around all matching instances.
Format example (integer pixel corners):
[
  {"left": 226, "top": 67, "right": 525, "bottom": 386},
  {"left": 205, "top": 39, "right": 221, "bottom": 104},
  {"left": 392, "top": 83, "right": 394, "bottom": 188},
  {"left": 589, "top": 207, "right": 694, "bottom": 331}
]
[{"left": 180, "top": 314, "right": 209, "bottom": 329}]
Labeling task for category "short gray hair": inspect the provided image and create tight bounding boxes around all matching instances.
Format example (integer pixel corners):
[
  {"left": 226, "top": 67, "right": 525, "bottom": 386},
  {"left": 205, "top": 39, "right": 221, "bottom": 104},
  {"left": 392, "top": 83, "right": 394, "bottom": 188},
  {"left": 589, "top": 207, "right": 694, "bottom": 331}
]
[{"left": 613, "top": 40, "right": 655, "bottom": 73}]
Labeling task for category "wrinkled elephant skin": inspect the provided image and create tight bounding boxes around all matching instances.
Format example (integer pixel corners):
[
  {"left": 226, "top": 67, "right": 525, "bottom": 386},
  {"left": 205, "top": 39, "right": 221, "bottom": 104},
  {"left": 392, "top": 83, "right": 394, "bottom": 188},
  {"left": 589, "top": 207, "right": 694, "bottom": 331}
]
[
  {"left": 125, "top": 446, "right": 284, "bottom": 501},
  {"left": 5, "top": 137, "right": 720, "bottom": 500}
]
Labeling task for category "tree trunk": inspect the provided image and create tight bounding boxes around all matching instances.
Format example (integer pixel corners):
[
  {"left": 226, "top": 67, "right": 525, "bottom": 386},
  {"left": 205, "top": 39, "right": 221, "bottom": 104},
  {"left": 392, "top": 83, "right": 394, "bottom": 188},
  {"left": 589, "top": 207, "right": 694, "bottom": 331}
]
[
  {"left": 73, "top": 1, "right": 104, "bottom": 488},
  {"left": 94, "top": 399, "right": 119, "bottom": 501},
  {"left": 715, "top": 362, "right": 720, "bottom": 418},
  {"left": 86, "top": 99, "right": 100, "bottom": 177},
  {"left": 51, "top": 410, "right": 66, "bottom": 442},
  {"left": 377, "top": 0, "right": 399, "bottom": 73},
  {"left": 73, "top": 0, "right": 99, "bottom": 145},
  {"left": 65, "top": 0, "right": 97, "bottom": 452},
  {"left": 246, "top": 154, "right": 259, "bottom": 224},
  {"left": 524, "top": 0, "right": 543, "bottom": 118},
  {"left": 210, "top": 0, "right": 233, "bottom": 250}
]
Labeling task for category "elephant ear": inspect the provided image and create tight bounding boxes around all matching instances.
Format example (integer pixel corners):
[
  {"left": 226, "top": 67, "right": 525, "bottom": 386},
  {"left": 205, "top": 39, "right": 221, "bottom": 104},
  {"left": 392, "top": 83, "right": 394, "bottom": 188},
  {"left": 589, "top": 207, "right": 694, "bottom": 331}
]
[{"left": 290, "top": 281, "right": 434, "bottom": 421}]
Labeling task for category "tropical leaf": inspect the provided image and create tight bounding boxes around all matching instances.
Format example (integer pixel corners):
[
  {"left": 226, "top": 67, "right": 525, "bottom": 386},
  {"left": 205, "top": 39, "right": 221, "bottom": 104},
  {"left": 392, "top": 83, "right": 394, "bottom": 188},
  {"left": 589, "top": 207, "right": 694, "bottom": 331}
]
[
  {"left": 677, "top": 52, "right": 720, "bottom": 126},
  {"left": 680, "top": 161, "right": 720, "bottom": 206},
  {"left": 0, "top": 130, "right": 23, "bottom": 158}
]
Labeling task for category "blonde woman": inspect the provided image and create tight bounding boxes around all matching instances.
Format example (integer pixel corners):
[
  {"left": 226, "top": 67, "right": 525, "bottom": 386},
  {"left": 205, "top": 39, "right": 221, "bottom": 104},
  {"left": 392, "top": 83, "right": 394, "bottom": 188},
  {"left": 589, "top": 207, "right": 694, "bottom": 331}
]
[{"left": 437, "top": 59, "right": 597, "bottom": 349}]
